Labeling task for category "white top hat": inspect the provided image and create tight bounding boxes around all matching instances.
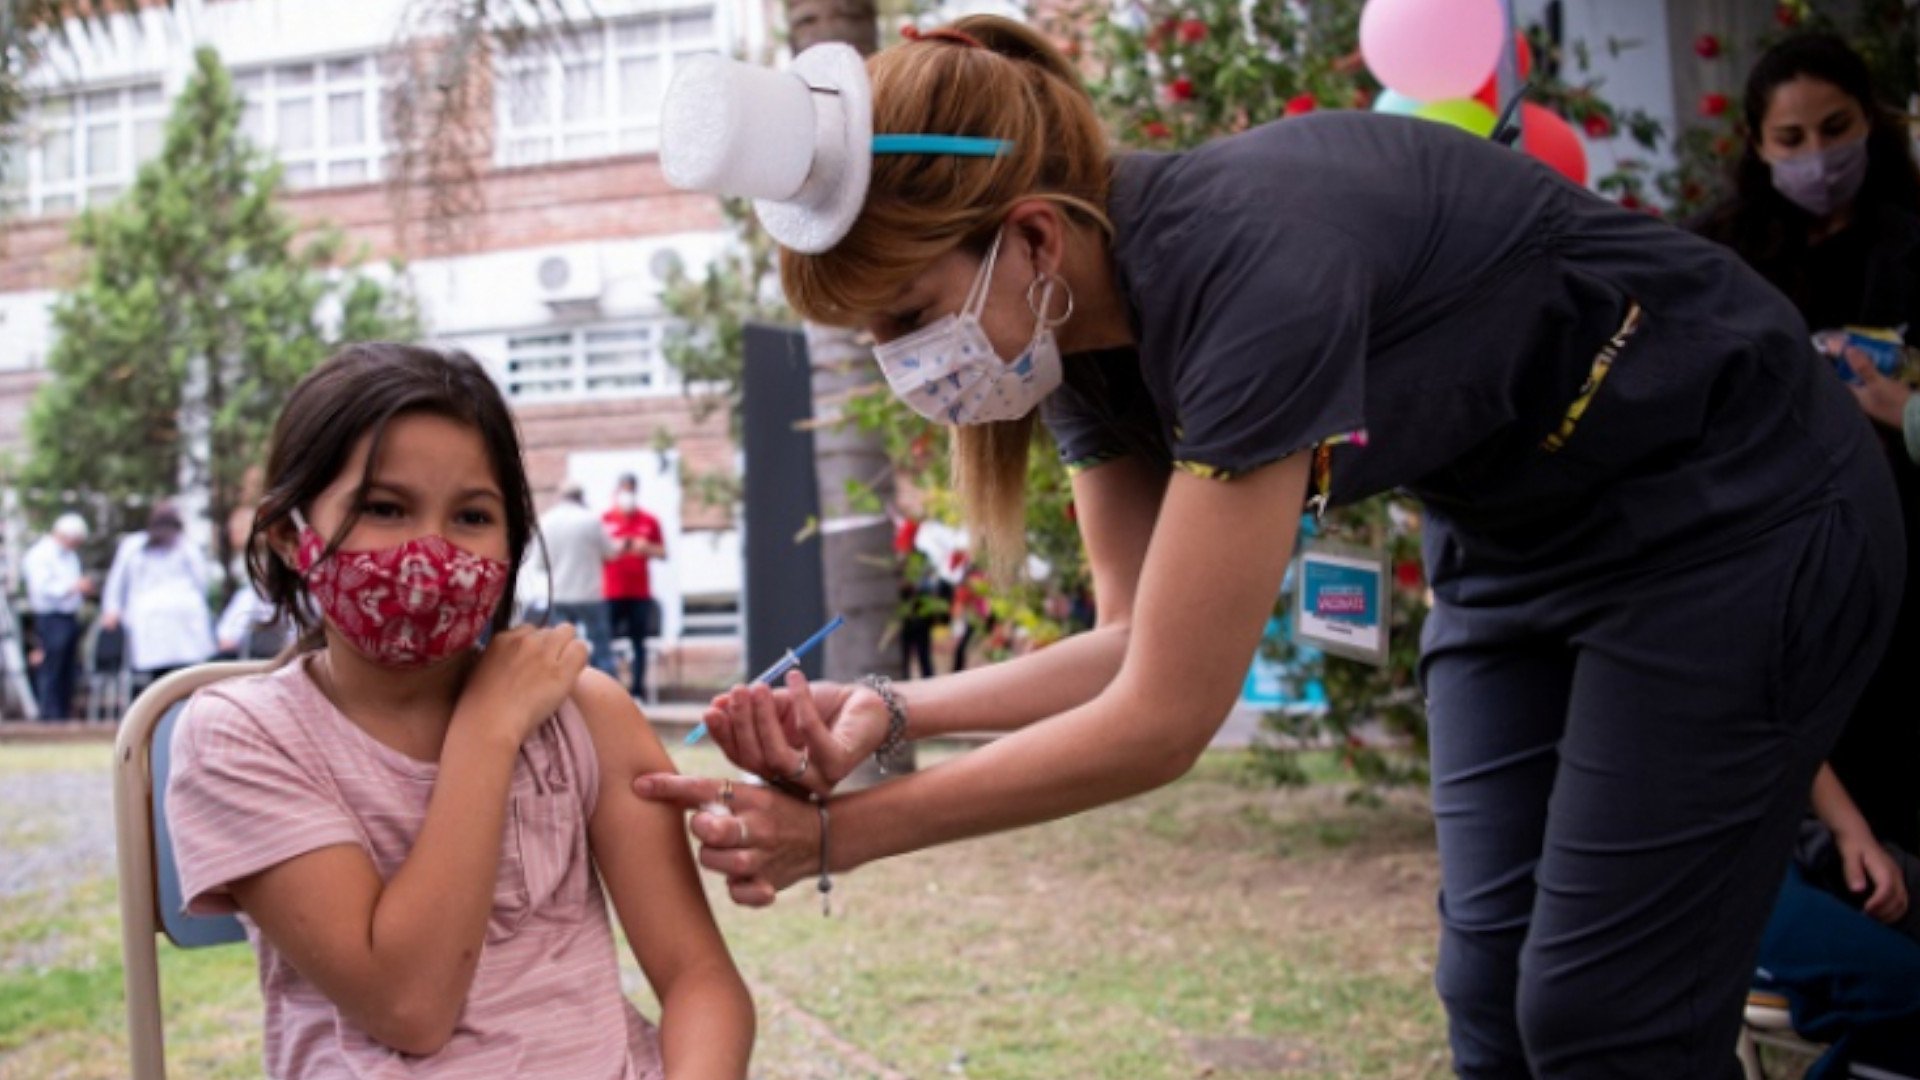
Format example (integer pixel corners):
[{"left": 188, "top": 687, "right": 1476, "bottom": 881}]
[{"left": 661, "top": 44, "right": 873, "bottom": 254}]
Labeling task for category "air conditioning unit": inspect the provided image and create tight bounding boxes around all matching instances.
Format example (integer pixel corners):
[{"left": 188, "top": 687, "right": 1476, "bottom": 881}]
[
  {"left": 648, "top": 245, "right": 688, "bottom": 284},
  {"left": 535, "top": 252, "right": 604, "bottom": 313}
]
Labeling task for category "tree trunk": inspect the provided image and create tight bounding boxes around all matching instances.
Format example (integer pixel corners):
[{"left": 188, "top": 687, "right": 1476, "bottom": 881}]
[
  {"left": 784, "top": 0, "right": 909, "bottom": 782},
  {"left": 801, "top": 323, "right": 913, "bottom": 780},
  {"left": 787, "top": 0, "right": 912, "bottom": 781}
]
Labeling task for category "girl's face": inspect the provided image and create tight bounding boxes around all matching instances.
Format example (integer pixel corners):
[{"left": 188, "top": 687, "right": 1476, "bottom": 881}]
[
  {"left": 304, "top": 412, "right": 509, "bottom": 563},
  {"left": 868, "top": 226, "right": 1044, "bottom": 362},
  {"left": 1757, "top": 75, "right": 1868, "bottom": 163}
]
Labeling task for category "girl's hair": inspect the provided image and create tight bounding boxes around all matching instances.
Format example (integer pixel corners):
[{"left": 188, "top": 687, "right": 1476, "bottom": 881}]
[
  {"left": 1699, "top": 33, "right": 1920, "bottom": 276},
  {"left": 780, "top": 15, "right": 1109, "bottom": 573},
  {"left": 246, "top": 343, "right": 537, "bottom": 647}
]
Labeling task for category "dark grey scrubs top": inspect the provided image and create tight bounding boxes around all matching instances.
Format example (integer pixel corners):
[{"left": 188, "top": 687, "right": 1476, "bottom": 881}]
[{"left": 1044, "top": 113, "right": 1869, "bottom": 601}]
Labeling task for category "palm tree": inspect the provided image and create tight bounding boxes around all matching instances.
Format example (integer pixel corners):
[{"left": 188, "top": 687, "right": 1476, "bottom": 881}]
[{"left": 1, "top": 3, "right": 154, "bottom": 159}]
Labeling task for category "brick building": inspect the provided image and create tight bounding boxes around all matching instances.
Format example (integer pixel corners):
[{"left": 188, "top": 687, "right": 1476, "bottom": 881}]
[{"left": 0, "top": 0, "right": 766, "bottom": 689}]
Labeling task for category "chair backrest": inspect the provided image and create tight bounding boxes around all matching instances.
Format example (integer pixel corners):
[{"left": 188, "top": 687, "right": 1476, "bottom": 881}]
[
  {"left": 149, "top": 698, "right": 249, "bottom": 948},
  {"left": 114, "top": 660, "right": 274, "bottom": 1080}
]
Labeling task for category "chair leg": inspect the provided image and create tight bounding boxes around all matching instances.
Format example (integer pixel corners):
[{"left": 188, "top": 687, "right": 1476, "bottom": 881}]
[{"left": 1737, "top": 1025, "right": 1766, "bottom": 1080}]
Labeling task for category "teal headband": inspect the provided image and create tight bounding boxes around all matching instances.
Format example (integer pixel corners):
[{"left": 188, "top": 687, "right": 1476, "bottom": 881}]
[{"left": 872, "top": 134, "right": 1013, "bottom": 157}]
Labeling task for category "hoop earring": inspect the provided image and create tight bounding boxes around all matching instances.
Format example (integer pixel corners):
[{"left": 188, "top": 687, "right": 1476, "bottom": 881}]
[{"left": 1026, "top": 273, "right": 1075, "bottom": 328}]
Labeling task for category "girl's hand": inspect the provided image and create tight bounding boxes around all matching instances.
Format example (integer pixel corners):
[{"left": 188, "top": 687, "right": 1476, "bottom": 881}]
[
  {"left": 1840, "top": 346, "right": 1914, "bottom": 430},
  {"left": 701, "top": 671, "right": 890, "bottom": 797},
  {"left": 457, "top": 625, "right": 590, "bottom": 744},
  {"left": 1836, "top": 828, "right": 1911, "bottom": 925},
  {"left": 631, "top": 774, "right": 818, "bottom": 905}
]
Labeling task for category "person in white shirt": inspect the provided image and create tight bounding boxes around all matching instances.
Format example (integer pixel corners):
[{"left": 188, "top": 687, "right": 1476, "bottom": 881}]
[
  {"left": 101, "top": 501, "right": 215, "bottom": 685},
  {"left": 215, "top": 582, "right": 288, "bottom": 660},
  {"left": 527, "top": 481, "right": 618, "bottom": 674},
  {"left": 22, "top": 513, "right": 93, "bottom": 720}
]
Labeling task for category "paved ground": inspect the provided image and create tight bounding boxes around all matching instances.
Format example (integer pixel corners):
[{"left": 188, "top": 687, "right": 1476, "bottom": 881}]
[{"left": 0, "top": 764, "right": 112, "bottom": 904}]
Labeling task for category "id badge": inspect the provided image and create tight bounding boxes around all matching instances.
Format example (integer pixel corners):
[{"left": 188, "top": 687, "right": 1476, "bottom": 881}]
[{"left": 1292, "top": 540, "right": 1390, "bottom": 666}]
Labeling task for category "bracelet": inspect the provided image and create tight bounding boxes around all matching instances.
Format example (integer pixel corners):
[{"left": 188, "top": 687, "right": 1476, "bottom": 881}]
[
  {"left": 856, "top": 673, "right": 909, "bottom": 773},
  {"left": 814, "top": 796, "right": 833, "bottom": 918}
]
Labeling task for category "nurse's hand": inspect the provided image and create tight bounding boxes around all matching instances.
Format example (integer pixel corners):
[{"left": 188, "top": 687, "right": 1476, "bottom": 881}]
[
  {"left": 695, "top": 671, "right": 891, "bottom": 797},
  {"left": 1836, "top": 827, "right": 1910, "bottom": 926},
  {"left": 632, "top": 773, "right": 817, "bottom": 905},
  {"left": 1840, "top": 347, "right": 1914, "bottom": 431}
]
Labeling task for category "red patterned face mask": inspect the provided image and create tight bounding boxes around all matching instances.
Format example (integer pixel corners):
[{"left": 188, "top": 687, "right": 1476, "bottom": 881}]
[{"left": 292, "top": 510, "right": 510, "bottom": 669}]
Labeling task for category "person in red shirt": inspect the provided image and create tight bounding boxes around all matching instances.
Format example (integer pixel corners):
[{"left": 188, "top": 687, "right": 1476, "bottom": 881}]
[{"left": 602, "top": 473, "right": 666, "bottom": 701}]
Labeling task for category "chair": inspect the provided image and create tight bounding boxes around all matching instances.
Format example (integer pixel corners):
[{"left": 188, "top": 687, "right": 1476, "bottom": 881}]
[
  {"left": 1737, "top": 990, "right": 1829, "bottom": 1080},
  {"left": 86, "top": 622, "right": 133, "bottom": 723},
  {"left": 114, "top": 661, "right": 273, "bottom": 1079}
]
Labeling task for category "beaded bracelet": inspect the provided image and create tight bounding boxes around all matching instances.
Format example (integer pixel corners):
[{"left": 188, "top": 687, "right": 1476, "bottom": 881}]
[
  {"left": 814, "top": 795, "right": 832, "bottom": 917},
  {"left": 856, "top": 673, "right": 909, "bottom": 773}
]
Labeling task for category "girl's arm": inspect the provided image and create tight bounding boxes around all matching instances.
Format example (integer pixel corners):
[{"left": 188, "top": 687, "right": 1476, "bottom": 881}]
[
  {"left": 228, "top": 729, "right": 519, "bottom": 1054},
  {"left": 653, "top": 453, "right": 1308, "bottom": 896},
  {"left": 227, "top": 627, "right": 588, "bottom": 1055},
  {"left": 574, "top": 671, "right": 754, "bottom": 1079}
]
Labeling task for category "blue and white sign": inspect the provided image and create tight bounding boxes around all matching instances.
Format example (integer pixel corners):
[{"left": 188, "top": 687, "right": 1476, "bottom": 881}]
[{"left": 1293, "top": 542, "right": 1389, "bottom": 666}]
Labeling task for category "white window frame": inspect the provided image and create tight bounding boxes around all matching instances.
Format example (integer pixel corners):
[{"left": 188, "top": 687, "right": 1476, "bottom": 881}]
[
  {"left": 502, "top": 320, "right": 682, "bottom": 403},
  {"left": 3, "top": 80, "right": 166, "bottom": 217},
  {"left": 234, "top": 54, "right": 387, "bottom": 191},
  {"left": 495, "top": 8, "right": 718, "bottom": 168}
]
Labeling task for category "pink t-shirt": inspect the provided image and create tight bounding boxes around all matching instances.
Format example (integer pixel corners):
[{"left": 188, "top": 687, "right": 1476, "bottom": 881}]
[{"left": 167, "top": 655, "right": 664, "bottom": 1079}]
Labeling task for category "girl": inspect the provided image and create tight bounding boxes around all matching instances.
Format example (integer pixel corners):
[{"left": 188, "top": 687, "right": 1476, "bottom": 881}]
[
  {"left": 167, "top": 343, "right": 753, "bottom": 1078},
  {"left": 642, "top": 16, "right": 1903, "bottom": 1078}
]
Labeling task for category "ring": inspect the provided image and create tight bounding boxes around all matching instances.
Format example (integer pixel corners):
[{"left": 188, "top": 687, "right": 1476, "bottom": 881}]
[
  {"left": 784, "top": 753, "right": 810, "bottom": 782},
  {"left": 738, "top": 819, "right": 751, "bottom": 846},
  {"left": 720, "top": 779, "right": 735, "bottom": 807}
]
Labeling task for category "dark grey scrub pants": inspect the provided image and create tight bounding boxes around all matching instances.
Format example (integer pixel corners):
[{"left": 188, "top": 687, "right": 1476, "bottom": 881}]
[{"left": 1421, "top": 459, "right": 1903, "bottom": 1077}]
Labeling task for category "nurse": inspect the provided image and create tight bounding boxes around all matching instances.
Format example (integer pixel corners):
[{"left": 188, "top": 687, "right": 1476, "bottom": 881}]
[{"left": 641, "top": 16, "right": 1904, "bottom": 1076}]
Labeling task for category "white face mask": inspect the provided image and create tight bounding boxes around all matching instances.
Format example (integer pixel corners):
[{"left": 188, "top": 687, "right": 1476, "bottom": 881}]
[
  {"left": 615, "top": 492, "right": 637, "bottom": 512},
  {"left": 873, "top": 229, "right": 1066, "bottom": 425}
]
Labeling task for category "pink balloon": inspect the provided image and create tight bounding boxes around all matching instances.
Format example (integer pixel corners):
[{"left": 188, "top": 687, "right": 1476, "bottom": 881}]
[
  {"left": 1520, "top": 102, "right": 1588, "bottom": 186},
  {"left": 1361, "top": 0, "right": 1507, "bottom": 103}
]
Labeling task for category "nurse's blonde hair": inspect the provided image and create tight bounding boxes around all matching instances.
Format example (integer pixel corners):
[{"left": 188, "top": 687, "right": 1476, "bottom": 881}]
[{"left": 780, "top": 15, "right": 1112, "bottom": 574}]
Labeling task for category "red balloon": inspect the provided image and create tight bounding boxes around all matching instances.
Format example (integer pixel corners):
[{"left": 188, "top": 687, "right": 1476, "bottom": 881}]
[
  {"left": 1473, "top": 32, "right": 1536, "bottom": 109},
  {"left": 1521, "top": 102, "right": 1587, "bottom": 185}
]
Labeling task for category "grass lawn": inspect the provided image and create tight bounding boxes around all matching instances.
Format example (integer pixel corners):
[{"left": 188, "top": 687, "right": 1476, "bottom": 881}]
[{"left": 0, "top": 739, "right": 1450, "bottom": 1078}]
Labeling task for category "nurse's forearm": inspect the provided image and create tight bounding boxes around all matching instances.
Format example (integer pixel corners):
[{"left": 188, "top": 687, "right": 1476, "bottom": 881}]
[
  {"left": 828, "top": 683, "right": 1203, "bottom": 873},
  {"left": 895, "top": 622, "right": 1130, "bottom": 739}
]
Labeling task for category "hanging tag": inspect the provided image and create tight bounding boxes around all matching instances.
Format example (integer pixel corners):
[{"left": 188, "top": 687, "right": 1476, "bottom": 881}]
[{"left": 1292, "top": 540, "right": 1390, "bottom": 667}]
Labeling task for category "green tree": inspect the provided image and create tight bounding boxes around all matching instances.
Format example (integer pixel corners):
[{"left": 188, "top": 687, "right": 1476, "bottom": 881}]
[
  {"left": 658, "top": 198, "right": 788, "bottom": 514},
  {"left": 18, "top": 47, "right": 416, "bottom": 580}
]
